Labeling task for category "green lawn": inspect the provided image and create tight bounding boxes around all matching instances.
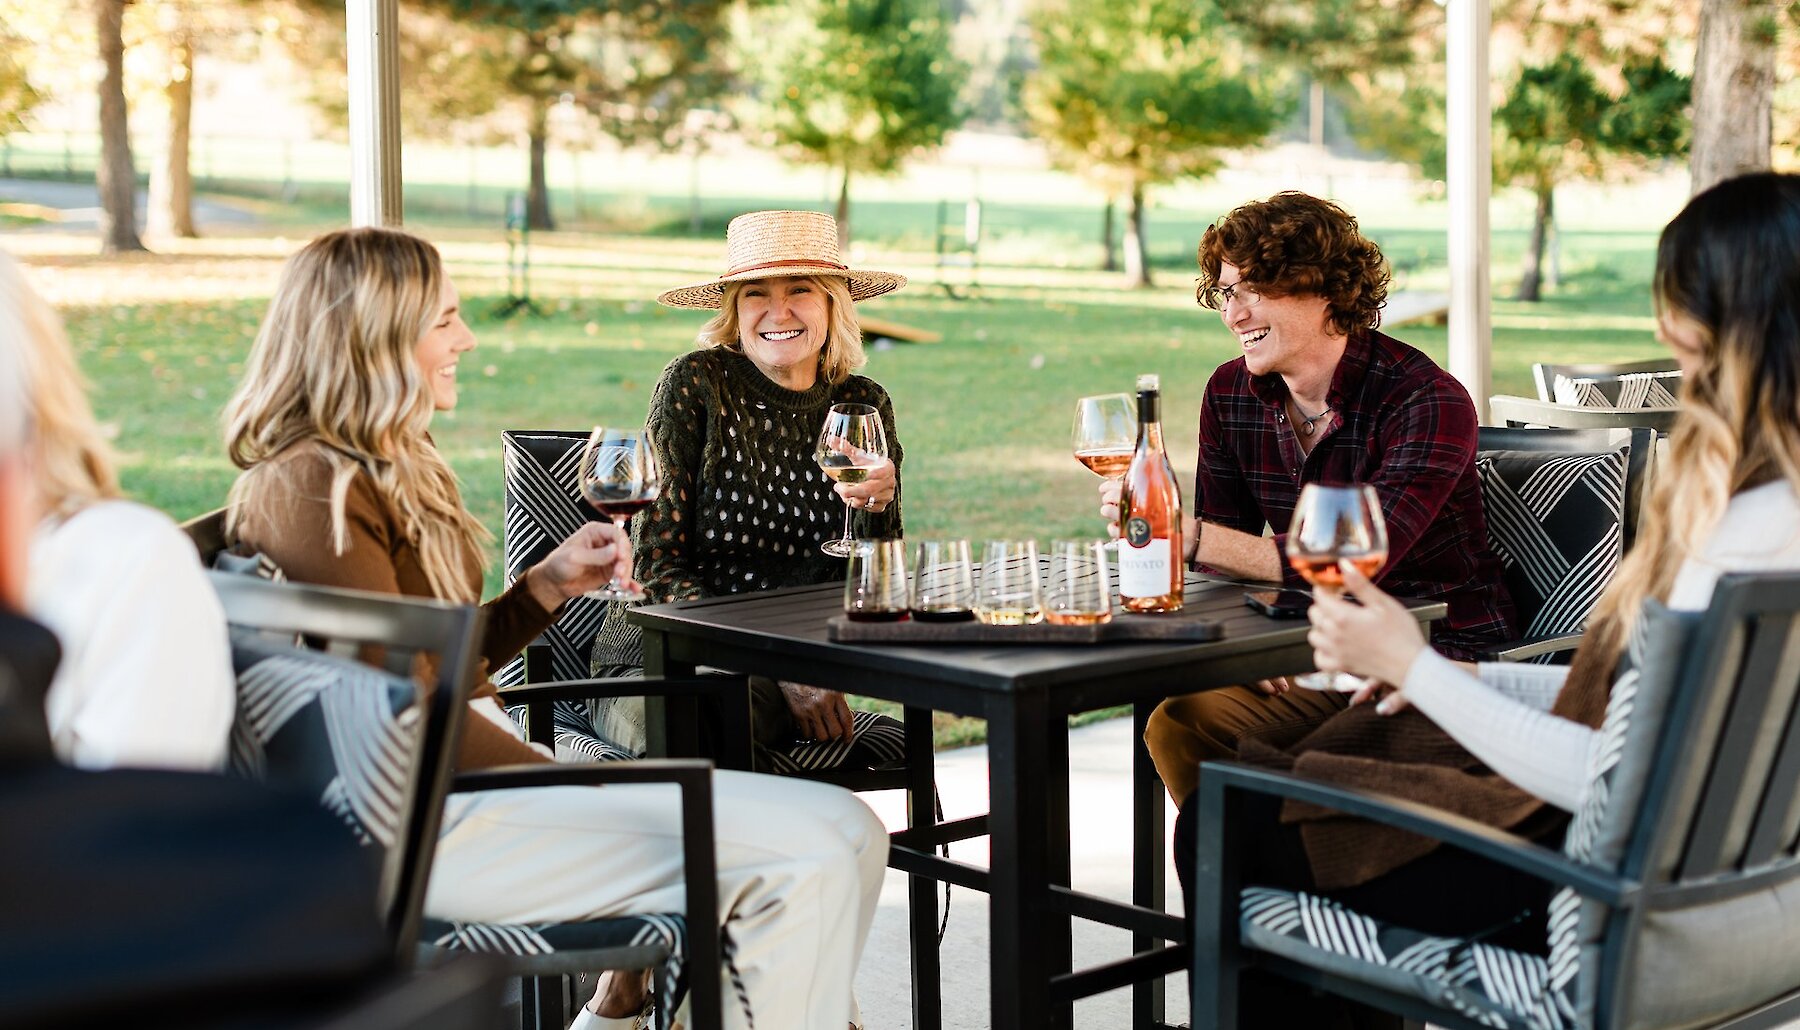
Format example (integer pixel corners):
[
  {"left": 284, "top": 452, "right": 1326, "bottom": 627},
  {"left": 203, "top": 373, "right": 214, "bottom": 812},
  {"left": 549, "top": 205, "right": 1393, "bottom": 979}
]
[{"left": 23, "top": 200, "right": 1671, "bottom": 746}]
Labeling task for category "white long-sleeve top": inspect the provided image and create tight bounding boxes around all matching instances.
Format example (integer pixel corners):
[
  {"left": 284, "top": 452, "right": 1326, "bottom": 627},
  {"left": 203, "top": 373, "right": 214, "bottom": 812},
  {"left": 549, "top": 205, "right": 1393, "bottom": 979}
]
[
  {"left": 1400, "top": 480, "right": 1800, "bottom": 812},
  {"left": 28, "top": 500, "right": 235, "bottom": 771}
]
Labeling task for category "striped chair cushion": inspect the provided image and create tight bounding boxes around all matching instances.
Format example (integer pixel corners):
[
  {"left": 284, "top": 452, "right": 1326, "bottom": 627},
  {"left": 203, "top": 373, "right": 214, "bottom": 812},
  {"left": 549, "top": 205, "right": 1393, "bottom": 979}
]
[
  {"left": 1236, "top": 604, "right": 1696, "bottom": 1029},
  {"left": 1477, "top": 447, "right": 1628, "bottom": 663},
  {"left": 1551, "top": 370, "right": 1680, "bottom": 410},
  {"left": 227, "top": 631, "right": 419, "bottom": 850}
]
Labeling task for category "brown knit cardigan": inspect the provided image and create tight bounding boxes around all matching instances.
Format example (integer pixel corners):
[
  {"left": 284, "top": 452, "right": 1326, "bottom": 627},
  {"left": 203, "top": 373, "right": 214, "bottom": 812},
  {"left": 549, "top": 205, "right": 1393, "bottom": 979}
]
[
  {"left": 231, "top": 441, "right": 558, "bottom": 771},
  {"left": 1241, "top": 628, "right": 1619, "bottom": 890}
]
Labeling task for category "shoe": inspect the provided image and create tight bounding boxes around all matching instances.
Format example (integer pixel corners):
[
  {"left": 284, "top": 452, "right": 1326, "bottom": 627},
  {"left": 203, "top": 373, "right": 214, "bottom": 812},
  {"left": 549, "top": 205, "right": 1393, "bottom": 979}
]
[{"left": 566, "top": 1000, "right": 652, "bottom": 1030}]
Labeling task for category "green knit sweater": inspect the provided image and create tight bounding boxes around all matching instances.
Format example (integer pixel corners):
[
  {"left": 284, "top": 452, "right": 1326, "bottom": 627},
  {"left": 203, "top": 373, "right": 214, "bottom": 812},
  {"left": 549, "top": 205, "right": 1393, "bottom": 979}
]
[{"left": 592, "top": 347, "right": 904, "bottom": 668}]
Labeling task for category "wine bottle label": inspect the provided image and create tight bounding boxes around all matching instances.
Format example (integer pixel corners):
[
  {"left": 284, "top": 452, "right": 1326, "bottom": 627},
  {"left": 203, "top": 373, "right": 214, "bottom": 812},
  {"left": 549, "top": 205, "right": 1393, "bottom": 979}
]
[{"left": 1119, "top": 537, "right": 1173, "bottom": 597}]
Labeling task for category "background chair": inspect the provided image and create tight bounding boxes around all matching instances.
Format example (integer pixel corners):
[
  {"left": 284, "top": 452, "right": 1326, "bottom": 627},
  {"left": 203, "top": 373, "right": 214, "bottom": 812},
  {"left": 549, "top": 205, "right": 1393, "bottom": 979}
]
[
  {"left": 500, "top": 428, "right": 905, "bottom": 788},
  {"left": 1192, "top": 571, "right": 1800, "bottom": 1030},
  {"left": 1489, "top": 359, "right": 1681, "bottom": 435},
  {"left": 210, "top": 573, "right": 726, "bottom": 1030},
  {"left": 1472, "top": 426, "right": 1655, "bottom": 663}
]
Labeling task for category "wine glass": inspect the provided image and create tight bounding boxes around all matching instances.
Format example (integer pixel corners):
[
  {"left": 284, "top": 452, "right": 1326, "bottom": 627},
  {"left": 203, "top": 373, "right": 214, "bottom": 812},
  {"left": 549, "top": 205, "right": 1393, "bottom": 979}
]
[
  {"left": 1072, "top": 393, "right": 1136, "bottom": 480},
  {"left": 1286, "top": 483, "right": 1388, "bottom": 691},
  {"left": 815, "top": 402, "right": 888, "bottom": 558},
  {"left": 577, "top": 426, "right": 660, "bottom": 601}
]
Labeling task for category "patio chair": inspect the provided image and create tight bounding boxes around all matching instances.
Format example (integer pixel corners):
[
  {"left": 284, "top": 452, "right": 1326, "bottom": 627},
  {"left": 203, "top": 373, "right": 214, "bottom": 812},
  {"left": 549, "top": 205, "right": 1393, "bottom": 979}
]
[
  {"left": 1472, "top": 426, "right": 1655, "bottom": 663},
  {"left": 500, "top": 428, "right": 907, "bottom": 788},
  {"left": 1191, "top": 571, "right": 1800, "bottom": 1030},
  {"left": 1490, "top": 359, "right": 1681, "bottom": 435},
  {"left": 210, "top": 572, "right": 726, "bottom": 1030}
]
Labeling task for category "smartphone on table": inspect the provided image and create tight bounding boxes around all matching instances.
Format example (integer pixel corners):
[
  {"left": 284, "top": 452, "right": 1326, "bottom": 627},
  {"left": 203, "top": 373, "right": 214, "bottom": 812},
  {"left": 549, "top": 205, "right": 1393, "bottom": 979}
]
[{"left": 1244, "top": 588, "right": 1312, "bottom": 619}]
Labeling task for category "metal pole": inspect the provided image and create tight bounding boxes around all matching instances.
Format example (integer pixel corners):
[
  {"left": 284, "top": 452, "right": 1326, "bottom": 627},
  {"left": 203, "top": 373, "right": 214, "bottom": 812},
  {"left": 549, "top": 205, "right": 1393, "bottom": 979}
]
[
  {"left": 1447, "top": 0, "right": 1492, "bottom": 422},
  {"left": 346, "top": 0, "right": 403, "bottom": 227}
]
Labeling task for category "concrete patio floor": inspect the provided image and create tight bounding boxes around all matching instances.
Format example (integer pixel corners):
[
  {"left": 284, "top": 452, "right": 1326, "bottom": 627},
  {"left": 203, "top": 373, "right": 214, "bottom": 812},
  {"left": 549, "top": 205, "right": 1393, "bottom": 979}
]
[{"left": 855, "top": 714, "right": 1190, "bottom": 1029}]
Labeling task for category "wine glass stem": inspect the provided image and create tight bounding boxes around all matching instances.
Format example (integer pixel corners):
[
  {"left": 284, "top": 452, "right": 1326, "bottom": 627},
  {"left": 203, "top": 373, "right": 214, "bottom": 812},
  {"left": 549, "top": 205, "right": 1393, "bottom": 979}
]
[
  {"left": 839, "top": 501, "right": 854, "bottom": 547},
  {"left": 608, "top": 515, "right": 629, "bottom": 592}
]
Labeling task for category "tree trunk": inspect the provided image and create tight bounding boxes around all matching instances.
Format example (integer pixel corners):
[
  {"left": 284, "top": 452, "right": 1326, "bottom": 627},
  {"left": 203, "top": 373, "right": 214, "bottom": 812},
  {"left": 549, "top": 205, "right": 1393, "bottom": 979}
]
[
  {"left": 94, "top": 0, "right": 144, "bottom": 253},
  {"left": 1100, "top": 198, "right": 1117, "bottom": 272},
  {"left": 1516, "top": 183, "right": 1553, "bottom": 302},
  {"left": 525, "top": 94, "right": 554, "bottom": 231},
  {"left": 1123, "top": 182, "right": 1152, "bottom": 288},
  {"left": 835, "top": 167, "right": 851, "bottom": 250},
  {"left": 147, "top": 23, "right": 196, "bottom": 239},
  {"left": 1690, "top": 0, "right": 1776, "bottom": 195}
]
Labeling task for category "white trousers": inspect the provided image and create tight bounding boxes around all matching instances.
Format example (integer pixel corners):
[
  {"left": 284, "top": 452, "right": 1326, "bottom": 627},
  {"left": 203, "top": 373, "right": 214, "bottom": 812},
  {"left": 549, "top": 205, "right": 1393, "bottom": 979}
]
[{"left": 427, "top": 769, "right": 887, "bottom": 1030}]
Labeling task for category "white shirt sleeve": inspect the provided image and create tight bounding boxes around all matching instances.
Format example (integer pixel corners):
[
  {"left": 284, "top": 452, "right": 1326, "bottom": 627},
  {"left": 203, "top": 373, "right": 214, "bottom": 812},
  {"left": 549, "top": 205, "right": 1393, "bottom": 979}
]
[
  {"left": 30, "top": 503, "right": 235, "bottom": 771},
  {"left": 1475, "top": 661, "right": 1569, "bottom": 711},
  {"left": 1401, "top": 649, "right": 1594, "bottom": 812}
]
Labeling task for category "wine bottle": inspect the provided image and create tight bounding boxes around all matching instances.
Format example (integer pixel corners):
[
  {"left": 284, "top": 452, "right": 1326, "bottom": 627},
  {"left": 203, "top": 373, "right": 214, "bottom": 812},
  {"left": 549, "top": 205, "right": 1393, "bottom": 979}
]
[{"left": 1118, "top": 373, "right": 1184, "bottom": 612}]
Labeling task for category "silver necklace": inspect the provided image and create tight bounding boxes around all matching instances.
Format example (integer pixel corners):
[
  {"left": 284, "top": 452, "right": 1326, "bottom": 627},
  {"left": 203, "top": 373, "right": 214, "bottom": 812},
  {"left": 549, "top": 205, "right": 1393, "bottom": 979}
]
[{"left": 1294, "top": 403, "right": 1332, "bottom": 436}]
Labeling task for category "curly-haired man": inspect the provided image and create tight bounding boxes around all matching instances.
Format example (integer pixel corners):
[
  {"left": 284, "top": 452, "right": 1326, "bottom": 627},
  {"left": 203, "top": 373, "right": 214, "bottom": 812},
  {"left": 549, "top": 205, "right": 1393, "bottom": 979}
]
[{"left": 1104, "top": 191, "right": 1518, "bottom": 803}]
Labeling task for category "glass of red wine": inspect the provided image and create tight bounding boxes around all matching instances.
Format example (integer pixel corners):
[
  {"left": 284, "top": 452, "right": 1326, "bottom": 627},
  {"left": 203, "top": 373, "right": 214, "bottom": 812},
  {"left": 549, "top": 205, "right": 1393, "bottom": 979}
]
[
  {"left": 577, "top": 426, "right": 659, "bottom": 602},
  {"left": 1286, "top": 483, "right": 1388, "bottom": 691}
]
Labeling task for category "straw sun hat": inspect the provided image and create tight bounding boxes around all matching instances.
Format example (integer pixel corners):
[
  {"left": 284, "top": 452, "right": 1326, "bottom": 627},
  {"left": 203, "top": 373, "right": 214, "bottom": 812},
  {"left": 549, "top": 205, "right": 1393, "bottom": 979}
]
[{"left": 656, "top": 209, "right": 907, "bottom": 310}]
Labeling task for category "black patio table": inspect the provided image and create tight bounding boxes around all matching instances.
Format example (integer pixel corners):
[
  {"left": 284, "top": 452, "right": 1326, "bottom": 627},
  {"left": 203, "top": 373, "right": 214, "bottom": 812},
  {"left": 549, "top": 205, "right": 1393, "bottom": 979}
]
[{"left": 630, "top": 572, "right": 1445, "bottom": 1030}]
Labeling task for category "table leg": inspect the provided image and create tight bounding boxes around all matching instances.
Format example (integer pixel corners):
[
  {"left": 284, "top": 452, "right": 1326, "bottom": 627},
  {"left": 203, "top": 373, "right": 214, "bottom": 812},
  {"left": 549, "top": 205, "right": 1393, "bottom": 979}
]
[
  {"left": 1047, "top": 708, "right": 1074, "bottom": 1030},
  {"left": 1133, "top": 700, "right": 1168, "bottom": 1028},
  {"left": 904, "top": 705, "right": 942, "bottom": 1030},
  {"left": 987, "top": 692, "right": 1051, "bottom": 1030}
]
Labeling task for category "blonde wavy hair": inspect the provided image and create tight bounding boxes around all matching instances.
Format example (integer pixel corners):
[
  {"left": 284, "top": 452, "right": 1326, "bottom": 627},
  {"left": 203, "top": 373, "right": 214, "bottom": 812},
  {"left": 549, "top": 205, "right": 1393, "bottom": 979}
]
[
  {"left": 0, "top": 250, "right": 121, "bottom": 516},
  {"left": 223, "top": 228, "right": 488, "bottom": 603},
  {"left": 1578, "top": 173, "right": 1800, "bottom": 673},
  {"left": 695, "top": 275, "right": 866, "bottom": 385}
]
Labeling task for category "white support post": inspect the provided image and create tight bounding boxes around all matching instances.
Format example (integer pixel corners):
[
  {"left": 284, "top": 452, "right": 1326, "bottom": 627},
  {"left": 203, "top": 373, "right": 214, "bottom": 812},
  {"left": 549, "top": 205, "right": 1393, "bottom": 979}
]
[
  {"left": 1446, "top": 0, "right": 1492, "bottom": 422},
  {"left": 346, "top": 0, "right": 403, "bottom": 227}
]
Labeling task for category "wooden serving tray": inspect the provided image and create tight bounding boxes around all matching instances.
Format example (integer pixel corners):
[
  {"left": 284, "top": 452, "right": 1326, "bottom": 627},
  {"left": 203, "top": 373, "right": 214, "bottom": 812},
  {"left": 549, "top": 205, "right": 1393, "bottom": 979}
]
[{"left": 826, "top": 609, "right": 1222, "bottom": 645}]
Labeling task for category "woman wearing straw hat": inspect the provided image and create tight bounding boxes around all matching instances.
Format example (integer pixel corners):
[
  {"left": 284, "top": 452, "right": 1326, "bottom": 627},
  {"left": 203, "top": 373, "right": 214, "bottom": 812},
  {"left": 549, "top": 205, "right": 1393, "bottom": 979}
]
[{"left": 590, "top": 209, "right": 910, "bottom": 773}]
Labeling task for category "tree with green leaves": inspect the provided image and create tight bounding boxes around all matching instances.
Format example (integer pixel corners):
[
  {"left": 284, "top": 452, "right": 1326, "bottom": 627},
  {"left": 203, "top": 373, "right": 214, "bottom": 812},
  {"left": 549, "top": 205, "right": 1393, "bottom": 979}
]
[
  {"left": 281, "top": 0, "right": 736, "bottom": 230},
  {"left": 1497, "top": 52, "right": 1688, "bottom": 299},
  {"left": 742, "top": 0, "right": 967, "bottom": 247},
  {"left": 1020, "top": 0, "right": 1287, "bottom": 287}
]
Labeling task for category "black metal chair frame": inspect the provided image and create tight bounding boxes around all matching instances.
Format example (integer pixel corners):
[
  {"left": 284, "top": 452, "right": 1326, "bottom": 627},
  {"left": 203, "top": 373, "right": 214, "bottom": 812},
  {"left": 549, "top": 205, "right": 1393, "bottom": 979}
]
[
  {"left": 209, "top": 573, "right": 726, "bottom": 1030},
  {"left": 1471, "top": 425, "right": 1656, "bottom": 663},
  {"left": 1191, "top": 572, "right": 1800, "bottom": 1030}
]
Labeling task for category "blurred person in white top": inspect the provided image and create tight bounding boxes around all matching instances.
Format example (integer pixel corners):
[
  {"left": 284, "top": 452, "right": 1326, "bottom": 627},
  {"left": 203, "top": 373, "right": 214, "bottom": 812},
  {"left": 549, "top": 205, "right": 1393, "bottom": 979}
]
[{"left": 0, "top": 250, "right": 232, "bottom": 770}]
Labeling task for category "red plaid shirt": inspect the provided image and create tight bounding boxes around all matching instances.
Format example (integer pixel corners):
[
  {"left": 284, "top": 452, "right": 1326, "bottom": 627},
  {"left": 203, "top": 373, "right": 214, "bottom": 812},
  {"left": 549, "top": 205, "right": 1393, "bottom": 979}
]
[{"left": 1193, "top": 328, "right": 1517, "bottom": 659}]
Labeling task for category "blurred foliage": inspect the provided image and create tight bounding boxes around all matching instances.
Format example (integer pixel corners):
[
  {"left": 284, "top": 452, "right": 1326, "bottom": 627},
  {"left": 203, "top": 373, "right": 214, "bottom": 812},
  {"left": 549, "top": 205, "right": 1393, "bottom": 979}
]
[
  {"left": 0, "top": 13, "right": 42, "bottom": 137},
  {"left": 739, "top": 0, "right": 968, "bottom": 236},
  {"left": 1019, "top": 0, "right": 1289, "bottom": 284}
]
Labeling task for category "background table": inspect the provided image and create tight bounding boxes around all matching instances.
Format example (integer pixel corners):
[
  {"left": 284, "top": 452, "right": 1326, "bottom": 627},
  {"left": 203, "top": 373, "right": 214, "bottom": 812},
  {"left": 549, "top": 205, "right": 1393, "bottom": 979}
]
[{"left": 631, "top": 573, "right": 1444, "bottom": 1030}]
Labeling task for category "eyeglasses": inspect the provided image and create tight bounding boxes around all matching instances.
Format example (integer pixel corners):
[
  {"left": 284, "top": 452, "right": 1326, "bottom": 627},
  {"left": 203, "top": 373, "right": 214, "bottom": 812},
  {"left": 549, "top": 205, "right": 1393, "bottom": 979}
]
[{"left": 1197, "top": 279, "right": 1265, "bottom": 312}]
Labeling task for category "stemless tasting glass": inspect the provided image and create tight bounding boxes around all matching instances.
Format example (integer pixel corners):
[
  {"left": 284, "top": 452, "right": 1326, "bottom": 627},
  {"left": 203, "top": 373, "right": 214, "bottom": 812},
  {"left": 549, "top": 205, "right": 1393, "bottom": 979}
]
[
  {"left": 977, "top": 539, "right": 1043, "bottom": 626},
  {"left": 844, "top": 539, "right": 910, "bottom": 622},
  {"left": 577, "top": 426, "right": 661, "bottom": 602},
  {"left": 911, "top": 539, "right": 977, "bottom": 622},
  {"left": 1072, "top": 393, "right": 1137, "bottom": 480},
  {"left": 1044, "top": 539, "right": 1113, "bottom": 626},
  {"left": 1286, "top": 483, "right": 1388, "bottom": 691},
  {"left": 815, "top": 402, "right": 889, "bottom": 558}
]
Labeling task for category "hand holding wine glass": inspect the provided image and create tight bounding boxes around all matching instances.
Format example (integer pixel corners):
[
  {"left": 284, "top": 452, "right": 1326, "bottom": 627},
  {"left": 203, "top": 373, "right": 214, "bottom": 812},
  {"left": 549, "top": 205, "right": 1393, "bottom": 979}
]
[
  {"left": 815, "top": 402, "right": 888, "bottom": 557},
  {"left": 1286, "top": 483, "right": 1387, "bottom": 690},
  {"left": 578, "top": 426, "right": 660, "bottom": 601}
]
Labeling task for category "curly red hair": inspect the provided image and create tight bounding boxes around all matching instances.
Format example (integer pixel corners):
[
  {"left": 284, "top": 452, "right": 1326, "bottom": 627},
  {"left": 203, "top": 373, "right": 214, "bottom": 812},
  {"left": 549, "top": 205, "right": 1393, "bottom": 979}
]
[{"left": 1196, "top": 192, "right": 1390, "bottom": 337}]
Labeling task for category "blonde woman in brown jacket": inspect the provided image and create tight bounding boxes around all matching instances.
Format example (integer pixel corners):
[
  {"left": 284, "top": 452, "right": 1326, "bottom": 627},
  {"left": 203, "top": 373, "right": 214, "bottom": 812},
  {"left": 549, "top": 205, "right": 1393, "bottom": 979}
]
[{"left": 224, "top": 228, "right": 887, "bottom": 1030}]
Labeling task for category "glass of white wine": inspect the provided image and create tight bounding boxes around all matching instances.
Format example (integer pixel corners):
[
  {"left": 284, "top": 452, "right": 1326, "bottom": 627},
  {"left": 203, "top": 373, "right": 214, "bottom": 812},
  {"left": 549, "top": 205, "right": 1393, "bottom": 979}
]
[
  {"left": 977, "top": 539, "right": 1043, "bottom": 625},
  {"left": 815, "top": 402, "right": 889, "bottom": 558}
]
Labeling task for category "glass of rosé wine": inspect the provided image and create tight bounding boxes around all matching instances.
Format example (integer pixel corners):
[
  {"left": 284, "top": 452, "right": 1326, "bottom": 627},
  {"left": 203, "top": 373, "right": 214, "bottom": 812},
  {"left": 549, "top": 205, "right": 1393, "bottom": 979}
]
[
  {"left": 1286, "top": 483, "right": 1387, "bottom": 691},
  {"left": 1072, "top": 393, "right": 1136, "bottom": 480}
]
